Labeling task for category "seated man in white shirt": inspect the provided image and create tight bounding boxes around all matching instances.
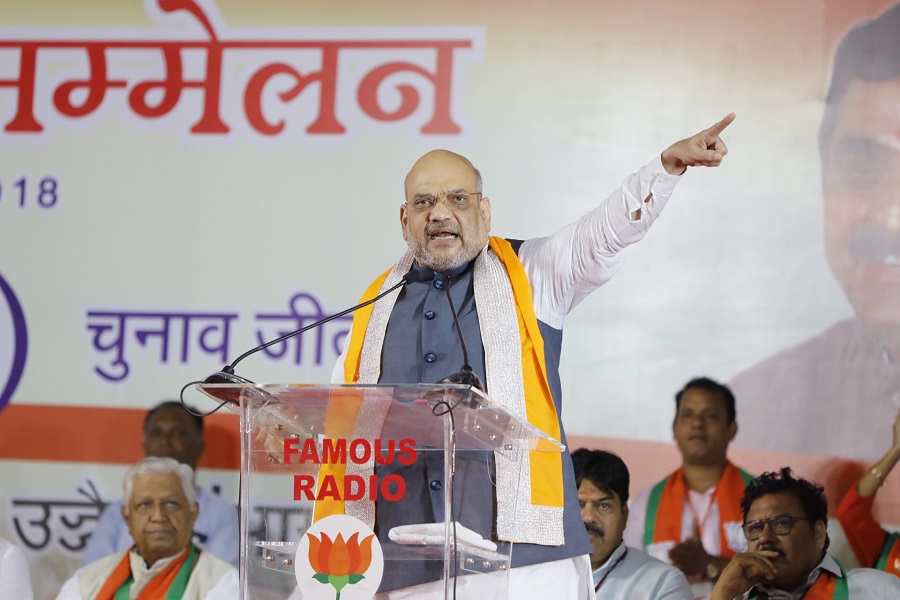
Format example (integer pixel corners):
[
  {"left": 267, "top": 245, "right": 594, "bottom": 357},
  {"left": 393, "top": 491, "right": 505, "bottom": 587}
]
[
  {"left": 572, "top": 449, "right": 693, "bottom": 599},
  {"left": 710, "top": 468, "right": 900, "bottom": 600},
  {"left": 57, "top": 457, "right": 238, "bottom": 600}
]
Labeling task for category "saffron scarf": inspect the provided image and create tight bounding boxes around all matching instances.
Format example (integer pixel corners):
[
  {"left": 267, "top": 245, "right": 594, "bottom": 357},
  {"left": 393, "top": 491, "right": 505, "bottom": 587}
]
[
  {"left": 749, "top": 561, "right": 849, "bottom": 599},
  {"left": 643, "top": 462, "right": 753, "bottom": 557},
  {"left": 96, "top": 544, "right": 197, "bottom": 600},
  {"left": 314, "top": 237, "right": 565, "bottom": 544}
]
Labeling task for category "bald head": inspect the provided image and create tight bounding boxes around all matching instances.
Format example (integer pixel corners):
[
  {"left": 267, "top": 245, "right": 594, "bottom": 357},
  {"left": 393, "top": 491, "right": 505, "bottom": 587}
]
[
  {"left": 400, "top": 149, "right": 491, "bottom": 272},
  {"left": 404, "top": 150, "right": 483, "bottom": 200}
]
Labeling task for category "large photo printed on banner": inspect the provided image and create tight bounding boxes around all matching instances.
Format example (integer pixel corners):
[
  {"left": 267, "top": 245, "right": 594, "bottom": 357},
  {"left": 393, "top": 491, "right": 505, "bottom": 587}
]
[{"left": 1, "top": 0, "right": 900, "bottom": 597}]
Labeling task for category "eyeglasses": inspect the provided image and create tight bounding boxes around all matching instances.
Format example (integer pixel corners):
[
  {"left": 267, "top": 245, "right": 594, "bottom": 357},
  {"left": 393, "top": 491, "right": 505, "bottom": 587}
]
[
  {"left": 741, "top": 515, "right": 809, "bottom": 540},
  {"left": 406, "top": 191, "right": 482, "bottom": 214}
]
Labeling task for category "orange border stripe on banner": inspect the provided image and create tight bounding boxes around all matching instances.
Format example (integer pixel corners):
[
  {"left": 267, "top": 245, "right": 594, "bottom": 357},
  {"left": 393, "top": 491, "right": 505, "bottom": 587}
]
[{"left": 0, "top": 404, "right": 240, "bottom": 469}]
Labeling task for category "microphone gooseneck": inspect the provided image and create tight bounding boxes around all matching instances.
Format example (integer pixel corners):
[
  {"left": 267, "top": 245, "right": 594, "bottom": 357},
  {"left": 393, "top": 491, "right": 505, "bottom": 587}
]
[
  {"left": 203, "top": 270, "right": 425, "bottom": 385},
  {"left": 438, "top": 274, "right": 485, "bottom": 392}
]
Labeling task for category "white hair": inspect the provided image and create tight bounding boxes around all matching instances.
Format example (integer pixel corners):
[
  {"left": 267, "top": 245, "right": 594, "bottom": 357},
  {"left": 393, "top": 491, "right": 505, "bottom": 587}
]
[{"left": 122, "top": 457, "right": 196, "bottom": 513}]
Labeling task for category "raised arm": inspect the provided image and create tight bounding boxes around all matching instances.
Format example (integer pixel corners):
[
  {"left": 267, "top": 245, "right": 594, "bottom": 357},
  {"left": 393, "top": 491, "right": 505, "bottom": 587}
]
[
  {"left": 858, "top": 410, "right": 900, "bottom": 498},
  {"left": 520, "top": 113, "right": 736, "bottom": 328},
  {"left": 835, "top": 410, "right": 900, "bottom": 567}
]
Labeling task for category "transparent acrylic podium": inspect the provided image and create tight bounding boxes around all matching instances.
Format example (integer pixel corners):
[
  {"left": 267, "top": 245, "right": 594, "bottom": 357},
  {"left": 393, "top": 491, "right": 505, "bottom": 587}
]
[{"left": 197, "top": 382, "right": 565, "bottom": 600}]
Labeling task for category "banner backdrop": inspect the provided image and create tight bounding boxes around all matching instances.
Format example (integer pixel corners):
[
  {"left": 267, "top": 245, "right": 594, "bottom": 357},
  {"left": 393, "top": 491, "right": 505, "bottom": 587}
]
[{"left": 2, "top": 0, "right": 899, "bottom": 597}]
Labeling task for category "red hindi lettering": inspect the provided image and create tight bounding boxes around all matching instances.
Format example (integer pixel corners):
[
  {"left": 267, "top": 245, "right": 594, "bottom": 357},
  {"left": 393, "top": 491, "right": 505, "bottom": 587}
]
[
  {"left": 356, "top": 42, "right": 463, "bottom": 134},
  {"left": 1, "top": 43, "right": 42, "bottom": 132},
  {"left": 52, "top": 45, "right": 126, "bottom": 118},
  {"left": 243, "top": 44, "right": 343, "bottom": 135}
]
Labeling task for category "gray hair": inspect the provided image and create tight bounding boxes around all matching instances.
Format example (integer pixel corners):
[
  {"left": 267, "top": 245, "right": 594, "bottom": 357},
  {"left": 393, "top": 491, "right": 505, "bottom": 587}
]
[{"left": 123, "top": 457, "right": 196, "bottom": 513}]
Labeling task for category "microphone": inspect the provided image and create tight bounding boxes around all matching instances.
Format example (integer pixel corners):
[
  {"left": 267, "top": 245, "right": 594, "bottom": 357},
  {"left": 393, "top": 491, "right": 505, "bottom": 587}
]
[
  {"left": 437, "top": 274, "right": 484, "bottom": 392},
  {"left": 203, "top": 270, "right": 425, "bottom": 385}
]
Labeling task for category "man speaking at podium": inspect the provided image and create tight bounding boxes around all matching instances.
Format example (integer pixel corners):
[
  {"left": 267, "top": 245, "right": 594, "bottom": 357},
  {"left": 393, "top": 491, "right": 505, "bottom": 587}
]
[{"left": 328, "top": 115, "right": 734, "bottom": 598}]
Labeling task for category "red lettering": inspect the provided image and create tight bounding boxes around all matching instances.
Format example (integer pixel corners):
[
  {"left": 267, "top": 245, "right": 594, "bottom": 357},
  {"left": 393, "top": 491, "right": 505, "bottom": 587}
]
[
  {"left": 374, "top": 439, "right": 395, "bottom": 465},
  {"left": 283, "top": 438, "right": 301, "bottom": 464},
  {"left": 2, "top": 44, "right": 42, "bottom": 132},
  {"left": 349, "top": 439, "right": 371, "bottom": 464},
  {"left": 381, "top": 474, "right": 405, "bottom": 501},
  {"left": 294, "top": 473, "right": 408, "bottom": 501},
  {"left": 344, "top": 475, "right": 365, "bottom": 501},
  {"left": 398, "top": 438, "right": 417, "bottom": 465},
  {"left": 298, "top": 438, "right": 320, "bottom": 464},
  {"left": 127, "top": 47, "right": 185, "bottom": 118},
  {"left": 243, "top": 46, "right": 344, "bottom": 136},
  {"left": 355, "top": 42, "right": 464, "bottom": 135},
  {"left": 187, "top": 44, "right": 229, "bottom": 134},
  {"left": 317, "top": 474, "right": 341, "bottom": 500},
  {"left": 293, "top": 474, "right": 315, "bottom": 500},
  {"left": 321, "top": 438, "right": 347, "bottom": 464},
  {"left": 52, "top": 46, "right": 126, "bottom": 118}
]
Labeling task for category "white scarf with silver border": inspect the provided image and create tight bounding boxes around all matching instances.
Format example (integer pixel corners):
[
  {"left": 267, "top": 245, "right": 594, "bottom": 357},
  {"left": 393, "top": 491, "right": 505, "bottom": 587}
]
[{"left": 344, "top": 245, "right": 565, "bottom": 546}]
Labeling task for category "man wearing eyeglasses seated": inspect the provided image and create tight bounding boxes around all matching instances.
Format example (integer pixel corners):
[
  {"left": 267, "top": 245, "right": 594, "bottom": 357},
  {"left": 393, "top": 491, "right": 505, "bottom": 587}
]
[{"left": 710, "top": 467, "right": 900, "bottom": 600}]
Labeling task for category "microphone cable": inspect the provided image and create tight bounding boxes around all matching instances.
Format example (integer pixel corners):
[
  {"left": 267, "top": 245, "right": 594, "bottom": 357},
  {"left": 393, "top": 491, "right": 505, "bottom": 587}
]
[{"left": 181, "top": 269, "right": 425, "bottom": 415}]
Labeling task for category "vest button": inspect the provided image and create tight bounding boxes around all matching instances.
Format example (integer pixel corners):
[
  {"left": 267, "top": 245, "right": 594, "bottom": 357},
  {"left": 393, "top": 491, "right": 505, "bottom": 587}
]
[
  {"left": 424, "top": 352, "right": 437, "bottom": 363},
  {"left": 424, "top": 311, "right": 435, "bottom": 320},
  {"left": 429, "top": 480, "right": 443, "bottom": 491},
  {"left": 433, "top": 279, "right": 445, "bottom": 290}
]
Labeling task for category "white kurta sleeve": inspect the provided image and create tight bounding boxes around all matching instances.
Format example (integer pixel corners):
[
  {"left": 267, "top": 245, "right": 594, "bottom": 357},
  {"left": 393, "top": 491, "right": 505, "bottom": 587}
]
[{"left": 518, "top": 154, "right": 681, "bottom": 328}]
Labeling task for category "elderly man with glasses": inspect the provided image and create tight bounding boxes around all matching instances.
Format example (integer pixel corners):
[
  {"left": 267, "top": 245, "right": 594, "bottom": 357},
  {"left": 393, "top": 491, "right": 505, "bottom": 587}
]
[{"left": 710, "top": 468, "right": 900, "bottom": 600}]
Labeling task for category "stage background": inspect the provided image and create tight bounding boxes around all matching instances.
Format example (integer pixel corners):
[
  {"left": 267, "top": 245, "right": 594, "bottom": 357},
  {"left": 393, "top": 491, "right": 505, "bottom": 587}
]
[{"left": 1, "top": 1, "right": 898, "bottom": 597}]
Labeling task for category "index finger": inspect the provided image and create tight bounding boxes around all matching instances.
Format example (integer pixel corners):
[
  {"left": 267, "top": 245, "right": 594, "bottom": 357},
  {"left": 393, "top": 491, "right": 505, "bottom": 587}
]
[
  {"left": 706, "top": 112, "right": 736, "bottom": 137},
  {"left": 753, "top": 550, "right": 780, "bottom": 562}
]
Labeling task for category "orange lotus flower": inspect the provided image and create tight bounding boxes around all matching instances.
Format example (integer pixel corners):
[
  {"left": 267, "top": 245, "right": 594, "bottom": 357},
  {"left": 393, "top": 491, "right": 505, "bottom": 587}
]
[{"left": 307, "top": 531, "right": 375, "bottom": 599}]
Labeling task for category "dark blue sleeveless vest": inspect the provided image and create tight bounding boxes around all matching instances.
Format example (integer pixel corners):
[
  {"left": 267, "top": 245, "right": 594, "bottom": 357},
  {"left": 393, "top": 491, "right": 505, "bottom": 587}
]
[{"left": 375, "top": 240, "right": 590, "bottom": 590}]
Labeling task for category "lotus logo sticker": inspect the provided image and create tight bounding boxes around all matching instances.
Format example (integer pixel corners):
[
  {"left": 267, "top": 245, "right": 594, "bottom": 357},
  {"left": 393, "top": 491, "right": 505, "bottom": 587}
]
[
  {"left": 295, "top": 514, "right": 383, "bottom": 600},
  {"left": 0, "top": 272, "right": 27, "bottom": 413}
]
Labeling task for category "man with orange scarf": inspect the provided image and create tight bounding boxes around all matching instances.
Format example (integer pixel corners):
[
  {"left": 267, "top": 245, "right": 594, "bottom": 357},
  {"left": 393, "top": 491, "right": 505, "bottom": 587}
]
[
  {"left": 55, "top": 458, "right": 237, "bottom": 600},
  {"left": 624, "top": 377, "right": 752, "bottom": 598},
  {"left": 329, "top": 115, "right": 735, "bottom": 598},
  {"left": 710, "top": 468, "right": 899, "bottom": 599}
]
